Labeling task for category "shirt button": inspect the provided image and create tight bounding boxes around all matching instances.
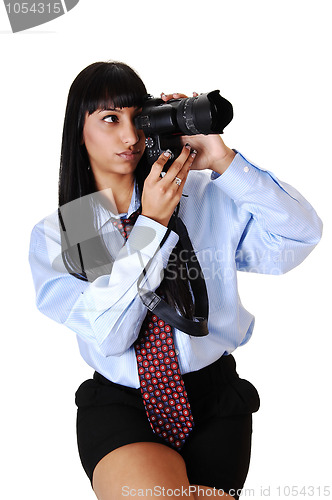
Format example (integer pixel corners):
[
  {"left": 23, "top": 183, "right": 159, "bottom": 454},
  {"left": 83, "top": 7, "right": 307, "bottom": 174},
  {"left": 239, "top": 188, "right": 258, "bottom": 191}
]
[
  {"left": 175, "top": 349, "right": 179, "bottom": 356},
  {"left": 244, "top": 166, "right": 250, "bottom": 173}
]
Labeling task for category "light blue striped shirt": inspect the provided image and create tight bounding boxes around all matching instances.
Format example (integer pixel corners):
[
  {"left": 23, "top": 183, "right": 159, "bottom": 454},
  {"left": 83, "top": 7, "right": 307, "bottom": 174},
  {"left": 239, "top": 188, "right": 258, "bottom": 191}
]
[{"left": 29, "top": 152, "right": 322, "bottom": 388}]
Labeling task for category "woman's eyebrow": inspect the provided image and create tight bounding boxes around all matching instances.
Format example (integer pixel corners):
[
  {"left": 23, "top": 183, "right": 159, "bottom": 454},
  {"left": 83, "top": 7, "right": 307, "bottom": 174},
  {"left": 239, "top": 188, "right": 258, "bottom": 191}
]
[
  {"left": 98, "top": 106, "right": 142, "bottom": 113},
  {"left": 98, "top": 107, "right": 121, "bottom": 113}
]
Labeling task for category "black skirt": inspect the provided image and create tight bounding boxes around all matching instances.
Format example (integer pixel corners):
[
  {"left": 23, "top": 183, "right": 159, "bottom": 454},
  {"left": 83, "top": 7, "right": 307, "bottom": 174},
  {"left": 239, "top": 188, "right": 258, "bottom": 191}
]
[{"left": 75, "top": 354, "right": 260, "bottom": 499}]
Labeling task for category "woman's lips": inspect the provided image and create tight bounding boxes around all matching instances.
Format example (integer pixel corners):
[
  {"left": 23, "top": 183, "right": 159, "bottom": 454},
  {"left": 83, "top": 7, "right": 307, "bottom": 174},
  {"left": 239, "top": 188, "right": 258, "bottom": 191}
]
[{"left": 117, "top": 150, "right": 140, "bottom": 161}]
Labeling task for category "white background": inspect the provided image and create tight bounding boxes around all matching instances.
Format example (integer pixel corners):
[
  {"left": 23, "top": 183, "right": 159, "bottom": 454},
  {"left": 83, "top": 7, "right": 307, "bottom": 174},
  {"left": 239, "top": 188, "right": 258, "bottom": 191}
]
[{"left": 0, "top": 0, "right": 331, "bottom": 498}]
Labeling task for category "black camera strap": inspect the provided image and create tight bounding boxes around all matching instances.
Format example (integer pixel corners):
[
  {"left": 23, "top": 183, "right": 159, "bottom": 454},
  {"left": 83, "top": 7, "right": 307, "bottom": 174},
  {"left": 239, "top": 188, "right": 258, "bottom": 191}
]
[{"left": 137, "top": 210, "right": 209, "bottom": 337}]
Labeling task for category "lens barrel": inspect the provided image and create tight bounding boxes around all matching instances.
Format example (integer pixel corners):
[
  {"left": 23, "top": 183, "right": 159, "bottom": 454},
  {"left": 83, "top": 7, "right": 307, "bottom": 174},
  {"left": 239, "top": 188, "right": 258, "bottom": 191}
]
[{"left": 135, "top": 90, "right": 233, "bottom": 136}]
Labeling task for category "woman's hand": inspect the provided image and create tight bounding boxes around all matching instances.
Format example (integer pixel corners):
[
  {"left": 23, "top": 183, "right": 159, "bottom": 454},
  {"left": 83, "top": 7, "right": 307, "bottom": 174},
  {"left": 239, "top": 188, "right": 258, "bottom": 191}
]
[
  {"left": 161, "top": 92, "right": 236, "bottom": 174},
  {"left": 141, "top": 144, "right": 196, "bottom": 227}
]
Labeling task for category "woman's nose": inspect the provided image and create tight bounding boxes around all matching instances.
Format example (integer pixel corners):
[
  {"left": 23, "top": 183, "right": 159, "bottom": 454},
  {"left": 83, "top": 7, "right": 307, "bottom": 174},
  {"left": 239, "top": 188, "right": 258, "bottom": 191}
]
[{"left": 121, "top": 121, "right": 140, "bottom": 146}]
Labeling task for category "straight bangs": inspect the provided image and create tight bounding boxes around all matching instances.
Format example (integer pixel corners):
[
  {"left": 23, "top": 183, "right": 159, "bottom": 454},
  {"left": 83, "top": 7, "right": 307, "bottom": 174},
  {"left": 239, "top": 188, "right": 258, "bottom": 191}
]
[{"left": 84, "top": 62, "right": 148, "bottom": 115}]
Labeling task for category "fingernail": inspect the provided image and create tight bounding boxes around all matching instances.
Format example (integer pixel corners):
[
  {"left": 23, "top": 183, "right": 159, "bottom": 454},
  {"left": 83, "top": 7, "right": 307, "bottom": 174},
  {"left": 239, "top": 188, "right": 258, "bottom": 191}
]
[
  {"left": 161, "top": 92, "right": 166, "bottom": 98},
  {"left": 185, "top": 143, "right": 191, "bottom": 150},
  {"left": 191, "top": 149, "right": 198, "bottom": 157},
  {"left": 164, "top": 149, "right": 172, "bottom": 157}
]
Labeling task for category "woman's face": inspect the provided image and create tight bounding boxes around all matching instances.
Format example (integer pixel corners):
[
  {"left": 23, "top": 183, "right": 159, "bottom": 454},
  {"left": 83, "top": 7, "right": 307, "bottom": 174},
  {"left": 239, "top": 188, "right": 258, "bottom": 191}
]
[{"left": 82, "top": 106, "right": 146, "bottom": 189}]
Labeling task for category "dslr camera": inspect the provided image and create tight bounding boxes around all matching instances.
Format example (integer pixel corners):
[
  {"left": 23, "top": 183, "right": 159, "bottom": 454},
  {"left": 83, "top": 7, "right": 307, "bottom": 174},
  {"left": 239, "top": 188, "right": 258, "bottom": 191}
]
[{"left": 134, "top": 90, "right": 233, "bottom": 167}]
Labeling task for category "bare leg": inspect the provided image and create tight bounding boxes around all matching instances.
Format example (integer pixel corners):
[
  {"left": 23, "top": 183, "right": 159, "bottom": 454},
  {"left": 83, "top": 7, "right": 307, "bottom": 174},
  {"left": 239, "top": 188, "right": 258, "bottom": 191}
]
[{"left": 92, "top": 442, "right": 196, "bottom": 500}]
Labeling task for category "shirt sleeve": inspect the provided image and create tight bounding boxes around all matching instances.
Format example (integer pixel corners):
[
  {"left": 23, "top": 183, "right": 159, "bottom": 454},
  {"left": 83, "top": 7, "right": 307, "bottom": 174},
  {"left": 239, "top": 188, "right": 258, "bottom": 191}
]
[
  {"left": 211, "top": 152, "right": 323, "bottom": 274},
  {"left": 29, "top": 214, "right": 179, "bottom": 357}
]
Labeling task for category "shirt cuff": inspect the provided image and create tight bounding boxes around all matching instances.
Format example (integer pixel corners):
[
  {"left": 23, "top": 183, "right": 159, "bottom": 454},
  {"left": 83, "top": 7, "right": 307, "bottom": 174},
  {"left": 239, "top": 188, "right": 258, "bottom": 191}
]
[
  {"left": 211, "top": 151, "right": 260, "bottom": 200},
  {"left": 129, "top": 215, "right": 179, "bottom": 266}
]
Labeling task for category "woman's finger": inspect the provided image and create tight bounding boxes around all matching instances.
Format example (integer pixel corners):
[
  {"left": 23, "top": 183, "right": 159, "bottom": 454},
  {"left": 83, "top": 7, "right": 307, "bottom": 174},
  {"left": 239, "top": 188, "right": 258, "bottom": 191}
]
[
  {"left": 160, "top": 92, "right": 199, "bottom": 102},
  {"left": 173, "top": 149, "right": 197, "bottom": 188},
  {"left": 173, "top": 148, "right": 197, "bottom": 185},
  {"left": 160, "top": 92, "right": 188, "bottom": 102},
  {"left": 162, "top": 144, "right": 192, "bottom": 185},
  {"left": 168, "top": 148, "right": 197, "bottom": 200},
  {"left": 148, "top": 150, "right": 173, "bottom": 182}
]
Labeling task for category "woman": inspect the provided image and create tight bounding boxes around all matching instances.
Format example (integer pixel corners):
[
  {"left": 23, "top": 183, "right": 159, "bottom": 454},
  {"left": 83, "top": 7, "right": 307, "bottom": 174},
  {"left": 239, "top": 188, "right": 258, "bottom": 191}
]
[{"left": 29, "top": 61, "right": 322, "bottom": 499}]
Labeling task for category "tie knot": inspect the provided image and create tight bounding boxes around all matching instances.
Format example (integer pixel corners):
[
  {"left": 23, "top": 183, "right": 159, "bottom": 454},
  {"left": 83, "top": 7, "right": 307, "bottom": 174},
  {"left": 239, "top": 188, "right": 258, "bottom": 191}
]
[
  {"left": 121, "top": 207, "right": 141, "bottom": 226},
  {"left": 113, "top": 207, "right": 141, "bottom": 240}
]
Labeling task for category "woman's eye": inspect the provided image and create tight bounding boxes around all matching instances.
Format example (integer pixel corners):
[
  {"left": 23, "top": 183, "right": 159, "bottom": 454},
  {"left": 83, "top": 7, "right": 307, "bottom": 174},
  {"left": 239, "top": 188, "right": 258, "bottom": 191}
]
[{"left": 102, "top": 115, "right": 118, "bottom": 123}]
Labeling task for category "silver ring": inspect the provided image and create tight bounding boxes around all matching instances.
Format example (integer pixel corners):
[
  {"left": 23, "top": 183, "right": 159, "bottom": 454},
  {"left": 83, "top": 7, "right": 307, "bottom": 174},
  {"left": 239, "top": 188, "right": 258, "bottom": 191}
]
[{"left": 174, "top": 177, "right": 182, "bottom": 186}]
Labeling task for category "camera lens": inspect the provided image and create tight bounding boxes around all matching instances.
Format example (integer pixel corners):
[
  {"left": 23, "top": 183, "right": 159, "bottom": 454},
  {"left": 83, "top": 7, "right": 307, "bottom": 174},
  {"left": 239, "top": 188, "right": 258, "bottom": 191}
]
[{"left": 176, "top": 91, "right": 233, "bottom": 136}]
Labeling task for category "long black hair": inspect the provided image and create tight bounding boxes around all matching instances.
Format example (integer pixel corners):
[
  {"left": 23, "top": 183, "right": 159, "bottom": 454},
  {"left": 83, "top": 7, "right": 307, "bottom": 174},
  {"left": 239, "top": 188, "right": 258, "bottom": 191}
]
[{"left": 58, "top": 61, "right": 193, "bottom": 318}]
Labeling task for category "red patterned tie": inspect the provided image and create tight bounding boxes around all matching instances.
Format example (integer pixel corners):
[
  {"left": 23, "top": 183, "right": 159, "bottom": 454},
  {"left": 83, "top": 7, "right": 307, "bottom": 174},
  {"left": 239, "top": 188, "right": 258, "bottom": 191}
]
[{"left": 113, "top": 211, "right": 194, "bottom": 449}]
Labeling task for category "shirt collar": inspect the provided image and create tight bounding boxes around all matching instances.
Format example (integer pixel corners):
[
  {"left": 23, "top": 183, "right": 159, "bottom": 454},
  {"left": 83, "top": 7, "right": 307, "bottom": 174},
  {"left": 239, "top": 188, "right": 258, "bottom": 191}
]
[{"left": 95, "top": 181, "right": 140, "bottom": 231}]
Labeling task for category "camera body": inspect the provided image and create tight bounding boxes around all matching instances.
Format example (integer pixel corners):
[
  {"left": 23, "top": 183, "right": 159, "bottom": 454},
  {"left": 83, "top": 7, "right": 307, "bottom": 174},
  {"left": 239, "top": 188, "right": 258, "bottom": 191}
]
[{"left": 134, "top": 90, "right": 233, "bottom": 167}]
